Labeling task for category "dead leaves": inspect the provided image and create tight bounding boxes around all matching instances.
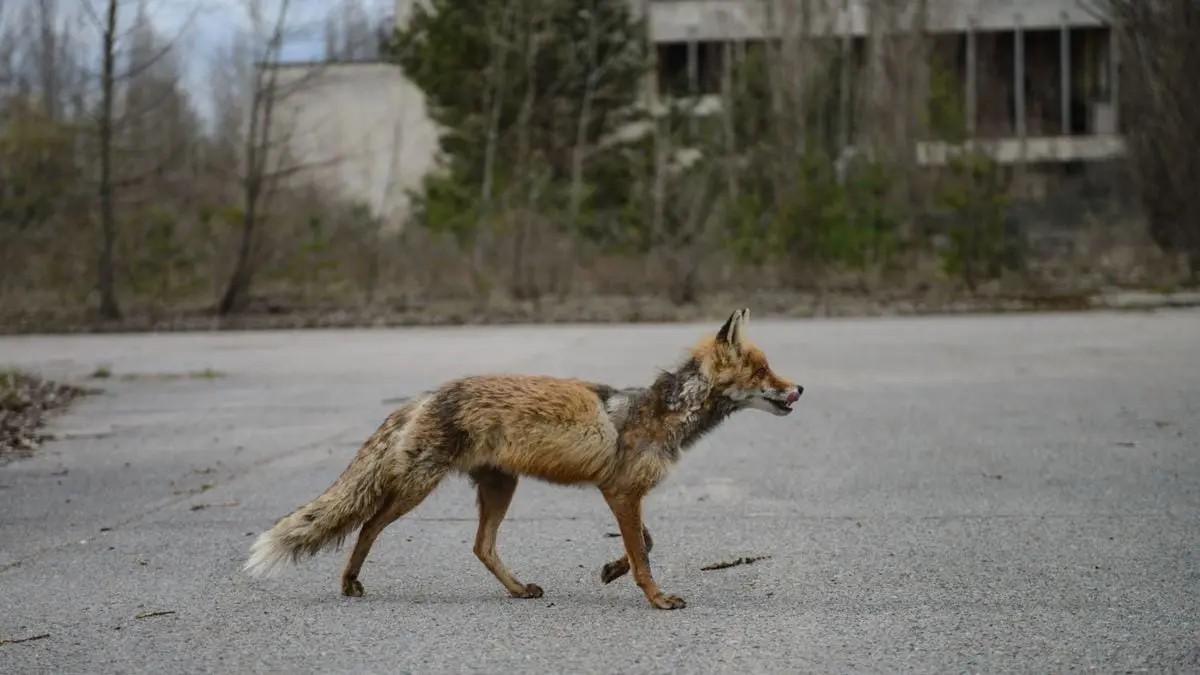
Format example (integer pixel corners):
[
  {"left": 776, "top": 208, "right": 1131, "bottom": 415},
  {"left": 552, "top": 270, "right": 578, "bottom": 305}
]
[{"left": 0, "top": 370, "right": 89, "bottom": 463}]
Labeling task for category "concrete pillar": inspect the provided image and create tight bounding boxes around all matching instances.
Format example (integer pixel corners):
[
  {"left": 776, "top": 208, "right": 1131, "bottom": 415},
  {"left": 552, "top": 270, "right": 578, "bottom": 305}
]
[
  {"left": 966, "top": 18, "right": 977, "bottom": 136},
  {"left": 1014, "top": 14, "right": 1025, "bottom": 138},
  {"left": 687, "top": 25, "right": 698, "bottom": 137},
  {"left": 722, "top": 36, "right": 737, "bottom": 199},
  {"left": 1110, "top": 26, "right": 1120, "bottom": 134},
  {"left": 838, "top": 0, "right": 852, "bottom": 151},
  {"left": 638, "top": 0, "right": 659, "bottom": 112},
  {"left": 1061, "top": 12, "right": 1071, "bottom": 136},
  {"left": 687, "top": 29, "right": 698, "bottom": 96},
  {"left": 723, "top": 38, "right": 734, "bottom": 97}
]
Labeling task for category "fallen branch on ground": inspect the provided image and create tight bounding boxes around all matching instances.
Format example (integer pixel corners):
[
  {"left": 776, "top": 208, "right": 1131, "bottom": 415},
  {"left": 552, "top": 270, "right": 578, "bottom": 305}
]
[
  {"left": 134, "top": 610, "right": 176, "bottom": 619},
  {"left": 190, "top": 501, "right": 240, "bottom": 511},
  {"left": 700, "top": 555, "right": 772, "bottom": 571},
  {"left": 0, "top": 633, "right": 50, "bottom": 646}
]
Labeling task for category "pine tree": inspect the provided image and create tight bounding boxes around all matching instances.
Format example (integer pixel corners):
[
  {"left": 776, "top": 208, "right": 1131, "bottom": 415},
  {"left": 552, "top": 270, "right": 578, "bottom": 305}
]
[{"left": 384, "top": 0, "right": 651, "bottom": 244}]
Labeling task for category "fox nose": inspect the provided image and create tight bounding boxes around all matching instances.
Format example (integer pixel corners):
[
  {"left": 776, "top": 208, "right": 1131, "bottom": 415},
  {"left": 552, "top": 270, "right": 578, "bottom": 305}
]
[{"left": 787, "top": 386, "right": 803, "bottom": 403}]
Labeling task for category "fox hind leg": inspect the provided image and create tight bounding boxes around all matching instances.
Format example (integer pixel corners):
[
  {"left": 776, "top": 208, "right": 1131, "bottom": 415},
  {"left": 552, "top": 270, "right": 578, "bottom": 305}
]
[
  {"left": 340, "top": 500, "right": 403, "bottom": 597},
  {"left": 340, "top": 467, "right": 446, "bottom": 598},
  {"left": 469, "top": 466, "right": 542, "bottom": 599},
  {"left": 600, "top": 525, "right": 653, "bottom": 584}
]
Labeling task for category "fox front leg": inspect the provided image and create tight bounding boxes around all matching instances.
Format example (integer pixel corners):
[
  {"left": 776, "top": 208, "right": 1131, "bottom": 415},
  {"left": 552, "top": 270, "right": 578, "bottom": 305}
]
[
  {"left": 600, "top": 525, "right": 653, "bottom": 584},
  {"left": 601, "top": 491, "right": 684, "bottom": 610}
]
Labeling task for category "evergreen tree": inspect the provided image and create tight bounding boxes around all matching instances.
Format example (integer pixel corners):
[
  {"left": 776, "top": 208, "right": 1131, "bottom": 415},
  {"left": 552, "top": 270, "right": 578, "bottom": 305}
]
[{"left": 384, "top": 0, "right": 650, "bottom": 245}]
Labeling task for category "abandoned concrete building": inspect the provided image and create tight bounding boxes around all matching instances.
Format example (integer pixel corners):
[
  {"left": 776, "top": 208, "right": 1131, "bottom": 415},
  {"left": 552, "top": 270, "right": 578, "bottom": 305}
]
[
  {"left": 647, "top": 0, "right": 1121, "bottom": 167},
  {"left": 274, "top": 0, "right": 1125, "bottom": 227}
]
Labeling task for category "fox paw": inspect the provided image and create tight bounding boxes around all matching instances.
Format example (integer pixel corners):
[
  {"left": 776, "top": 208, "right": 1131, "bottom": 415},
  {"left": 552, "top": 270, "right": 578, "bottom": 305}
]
[
  {"left": 650, "top": 593, "right": 686, "bottom": 610},
  {"left": 600, "top": 560, "right": 630, "bottom": 584},
  {"left": 341, "top": 578, "right": 364, "bottom": 597},
  {"left": 511, "top": 583, "right": 544, "bottom": 599}
]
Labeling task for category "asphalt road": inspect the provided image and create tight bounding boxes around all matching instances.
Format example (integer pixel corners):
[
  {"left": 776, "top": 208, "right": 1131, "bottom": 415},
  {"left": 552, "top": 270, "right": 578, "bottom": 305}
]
[{"left": 1, "top": 311, "right": 1197, "bottom": 674}]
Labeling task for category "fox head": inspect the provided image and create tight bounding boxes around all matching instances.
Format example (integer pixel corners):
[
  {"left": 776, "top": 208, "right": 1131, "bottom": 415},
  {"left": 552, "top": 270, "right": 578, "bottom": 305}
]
[{"left": 691, "top": 308, "right": 804, "bottom": 416}]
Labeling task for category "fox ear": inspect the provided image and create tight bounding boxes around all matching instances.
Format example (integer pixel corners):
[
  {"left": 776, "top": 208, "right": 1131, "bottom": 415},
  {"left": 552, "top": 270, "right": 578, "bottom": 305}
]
[{"left": 716, "top": 308, "right": 749, "bottom": 348}]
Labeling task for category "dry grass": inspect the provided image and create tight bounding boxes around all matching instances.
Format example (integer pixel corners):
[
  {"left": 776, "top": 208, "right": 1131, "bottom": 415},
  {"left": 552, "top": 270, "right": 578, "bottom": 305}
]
[{"left": 2, "top": 216, "right": 1192, "bottom": 336}]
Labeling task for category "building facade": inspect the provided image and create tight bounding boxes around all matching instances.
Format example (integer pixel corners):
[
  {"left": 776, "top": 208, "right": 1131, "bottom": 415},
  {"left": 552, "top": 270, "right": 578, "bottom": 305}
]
[
  {"left": 644, "top": 0, "right": 1122, "bottom": 166},
  {"left": 270, "top": 0, "right": 1123, "bottom": 229}
]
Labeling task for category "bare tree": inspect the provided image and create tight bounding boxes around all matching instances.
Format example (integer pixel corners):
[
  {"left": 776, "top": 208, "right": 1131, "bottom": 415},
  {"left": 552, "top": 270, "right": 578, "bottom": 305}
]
[
  {"left": 560, "top": 3, "right": 627, "bottom": 295},
  {"left": 1102, "top": 0, "right": 1200, "bottom": 277},
  {"left": 86, "top": 0, "right": 201, "bottom": 319},
  {"left": 508, "top": 2, "right": 541, "bottom": 300},
  {"left": 217, "top": 0, "right": 293, "bottom": 315},
  {"left": 95, "top": 0, "right": 121, "bottom": 318},
  {"left": 34, "top": 0, "right": 61, "bottom": 119},
  {"left": 657, "top": 157, "right": 724, "bottom": 305},
  {"left": 0, "top": 7, "right": 14, "bottom": 94},
  {"left": 471, "top": 1, "right": 511, "bottom": 301},
  {"left": 0, "top": 0, "right": 76, "bottom": 116},
  {"left": 217, "top": 0, "right": 337, "bottom": 315},
  {"left": 0, "top": 0, "right": 91, "bottom": 298}
]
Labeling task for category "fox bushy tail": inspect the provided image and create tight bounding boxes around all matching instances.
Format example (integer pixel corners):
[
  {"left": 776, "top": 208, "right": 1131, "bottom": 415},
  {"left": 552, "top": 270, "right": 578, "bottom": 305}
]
[{"left": 243, "top": 425, "right": 402, "bottom": 578}]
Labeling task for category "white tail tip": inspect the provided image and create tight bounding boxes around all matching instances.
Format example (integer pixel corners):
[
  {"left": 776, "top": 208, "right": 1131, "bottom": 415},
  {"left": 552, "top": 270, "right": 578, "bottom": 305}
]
[{"left": 243, "top": 530, "right": 293, "bottom": 579}]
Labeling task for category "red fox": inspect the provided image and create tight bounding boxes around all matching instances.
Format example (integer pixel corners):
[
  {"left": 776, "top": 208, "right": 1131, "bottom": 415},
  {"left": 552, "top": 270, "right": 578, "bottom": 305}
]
[{"left": 243, "top": 308, "right": 803, "bottom": 610}]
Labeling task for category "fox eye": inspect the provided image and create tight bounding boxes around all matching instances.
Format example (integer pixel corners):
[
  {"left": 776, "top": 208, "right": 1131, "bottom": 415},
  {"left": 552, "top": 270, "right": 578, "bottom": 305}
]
[{"left": 753, "top": 366, "right": 767, "bottom": 379}]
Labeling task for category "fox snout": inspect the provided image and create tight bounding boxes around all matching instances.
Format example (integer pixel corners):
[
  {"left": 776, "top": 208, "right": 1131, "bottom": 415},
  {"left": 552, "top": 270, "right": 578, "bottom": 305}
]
[{"left": 758, "top": 383, "right": 803, "bottom": 416}]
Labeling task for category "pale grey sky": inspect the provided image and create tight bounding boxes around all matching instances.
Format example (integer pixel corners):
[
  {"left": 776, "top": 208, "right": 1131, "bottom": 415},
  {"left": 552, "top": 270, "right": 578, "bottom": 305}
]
[
  {"left": 121, "top": 0, "right": 393, "bottom": 121},
  {"left": 0, "top": 0, "right": 399, "bottom": 125}
]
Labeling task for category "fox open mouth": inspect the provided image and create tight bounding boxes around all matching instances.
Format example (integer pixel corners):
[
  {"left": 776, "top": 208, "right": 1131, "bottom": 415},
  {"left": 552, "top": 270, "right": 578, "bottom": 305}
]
[
  {"left": 764, "top": 388, "right": 802, "bottom": 415},
  {"left": 768, "top": 398, "right": 794, "bottom": 414}
]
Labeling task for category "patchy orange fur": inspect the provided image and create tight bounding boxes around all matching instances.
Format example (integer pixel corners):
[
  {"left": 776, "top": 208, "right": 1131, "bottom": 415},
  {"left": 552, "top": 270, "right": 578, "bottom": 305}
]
[{"left": 430, "top": 374, "right": 619, "bottom": 485}]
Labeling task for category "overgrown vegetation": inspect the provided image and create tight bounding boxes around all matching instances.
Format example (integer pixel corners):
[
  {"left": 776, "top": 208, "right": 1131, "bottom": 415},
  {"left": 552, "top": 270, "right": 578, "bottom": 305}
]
[
  {"left": 1104, "top": 0, "right": 1200, "bottom": 278},
  {"left": 386, "top": 0, "right": 651, "bottom": 298},
  {"left": 0, "top": 0, "right": 1192, "bottom": 333}
]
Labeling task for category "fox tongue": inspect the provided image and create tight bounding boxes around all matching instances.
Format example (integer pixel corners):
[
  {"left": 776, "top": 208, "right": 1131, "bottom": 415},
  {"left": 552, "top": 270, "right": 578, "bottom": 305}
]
[{"left": 786, "top": 391, "right": 800, "bottom": 404}]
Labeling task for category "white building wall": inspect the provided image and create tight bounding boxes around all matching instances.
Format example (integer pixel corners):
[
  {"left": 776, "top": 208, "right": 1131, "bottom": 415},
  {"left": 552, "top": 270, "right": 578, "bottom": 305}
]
[{"left": 269, "top": 61, "right": 441, "bottom": 232}]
